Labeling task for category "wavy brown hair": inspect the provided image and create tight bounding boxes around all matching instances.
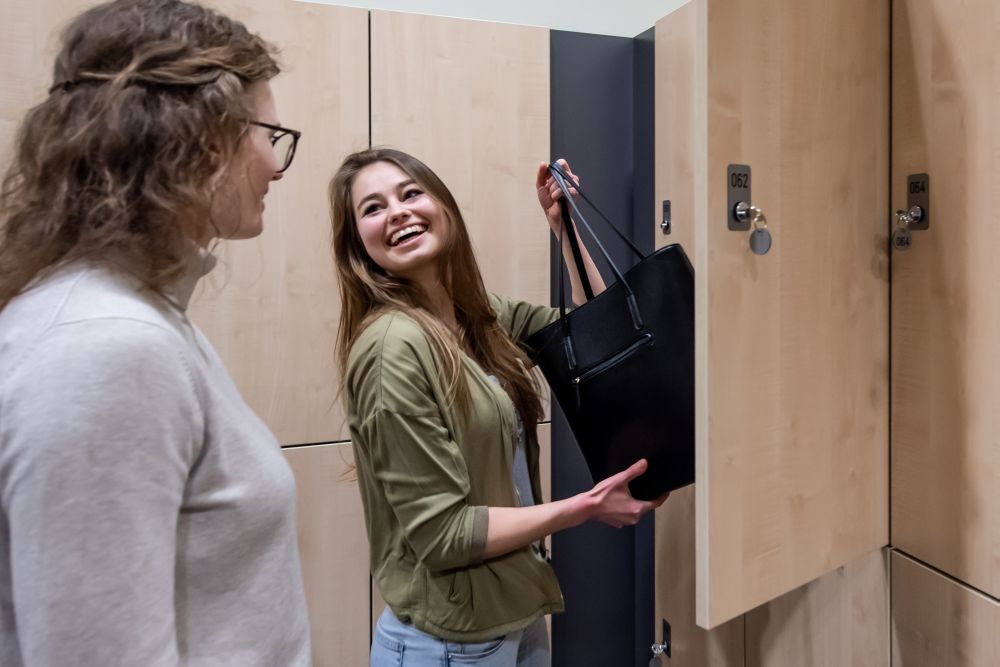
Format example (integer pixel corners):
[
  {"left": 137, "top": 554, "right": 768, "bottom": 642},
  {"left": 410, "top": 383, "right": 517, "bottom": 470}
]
[
  {"left": 0, "top": 0, "right": 279, "bottom": 308},
  {"left": 330, "top": 148, "right": 543, "bottom": 428}
]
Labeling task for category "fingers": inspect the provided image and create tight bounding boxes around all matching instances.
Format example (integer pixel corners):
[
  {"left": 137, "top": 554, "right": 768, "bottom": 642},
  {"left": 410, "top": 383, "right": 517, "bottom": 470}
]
[
  {"left": 650, "top": 494, "right": 670, "bottom": 510},
  {"left": 554, "top": 158, "right": 581, "bottom": 187},
  {"left": 535, "top": 161, "right": 549, "bottom": 189},
  {"left": 619, "top": 458, "right": 649, "bottom": 483}
]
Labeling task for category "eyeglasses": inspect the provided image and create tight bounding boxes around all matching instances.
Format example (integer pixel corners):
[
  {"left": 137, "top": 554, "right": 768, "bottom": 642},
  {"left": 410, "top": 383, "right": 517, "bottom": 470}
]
[{"left": 250, "top": 121, "right": 302, "bottom": 174}]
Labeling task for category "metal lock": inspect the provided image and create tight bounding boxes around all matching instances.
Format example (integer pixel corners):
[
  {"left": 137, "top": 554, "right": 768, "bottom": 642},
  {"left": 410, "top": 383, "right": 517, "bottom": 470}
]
[
  {"left": 893, "top": 174, "right": 930, "bottom": 251},
  {"left": 727, "top": 165, "right": 771, "bottom": 255}
]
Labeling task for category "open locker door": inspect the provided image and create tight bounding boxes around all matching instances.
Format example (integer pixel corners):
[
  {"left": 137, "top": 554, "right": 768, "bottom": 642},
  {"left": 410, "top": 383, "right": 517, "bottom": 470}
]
[{"left": 655, "top": 0, "right": 890, "bottom": 632}]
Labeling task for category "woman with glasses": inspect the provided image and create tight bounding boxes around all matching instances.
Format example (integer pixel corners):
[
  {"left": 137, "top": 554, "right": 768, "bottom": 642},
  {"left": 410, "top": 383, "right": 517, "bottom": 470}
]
[
  {"left": 0, "top": 0, "right": 308, "bottom": 664},
  {"left": 330, "top": 149, "right": 669, "bottom": 666}
]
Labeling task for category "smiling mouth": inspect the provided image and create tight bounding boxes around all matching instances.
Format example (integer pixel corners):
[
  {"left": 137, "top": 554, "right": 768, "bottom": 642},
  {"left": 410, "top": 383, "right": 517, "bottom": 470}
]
[{"left": 389, "top": 224, "right": 428, "bottom": 247}]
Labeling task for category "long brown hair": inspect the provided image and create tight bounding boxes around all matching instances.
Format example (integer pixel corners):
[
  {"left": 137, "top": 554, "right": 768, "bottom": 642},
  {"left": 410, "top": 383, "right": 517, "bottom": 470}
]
[
  {"left": 330, "top": 148, "right": 543, "bottom": 428},
  {"left": 0, "top": 0, "right": 279, "bottom": 308}
]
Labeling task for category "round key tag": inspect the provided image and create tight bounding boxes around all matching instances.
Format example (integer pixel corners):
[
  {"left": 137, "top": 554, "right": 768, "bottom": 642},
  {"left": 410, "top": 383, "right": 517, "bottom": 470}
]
[
  {"left": 891, "top": 226, "right": 912, "bottom": 251},
  {"left": 750, "top": 227, "right": 772, "bottom": 255}
]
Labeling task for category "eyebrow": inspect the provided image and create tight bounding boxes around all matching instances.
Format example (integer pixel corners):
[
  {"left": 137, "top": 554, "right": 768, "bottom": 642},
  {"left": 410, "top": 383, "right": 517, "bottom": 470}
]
[{"left": 355, "top": 179, "right": 418, "bottom": 213}]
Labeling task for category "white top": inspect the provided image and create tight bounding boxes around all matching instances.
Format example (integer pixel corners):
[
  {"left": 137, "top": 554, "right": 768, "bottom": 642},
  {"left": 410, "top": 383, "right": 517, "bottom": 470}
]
[{"left": 0, "top": 252, "right": 310, "bottom": 666}]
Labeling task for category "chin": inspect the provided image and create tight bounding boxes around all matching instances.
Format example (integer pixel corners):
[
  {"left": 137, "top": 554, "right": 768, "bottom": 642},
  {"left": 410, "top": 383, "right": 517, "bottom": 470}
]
[{"left": 231, "top": 214, "right": 265, "bottom": 240}]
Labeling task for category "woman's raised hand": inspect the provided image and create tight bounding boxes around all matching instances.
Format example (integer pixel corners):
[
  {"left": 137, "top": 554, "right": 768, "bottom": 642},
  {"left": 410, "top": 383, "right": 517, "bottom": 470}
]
[
  {"left": 535, "top": 158, "right": 580, "bottom": 235},
  {"left": 582, "top": 459, "right": 670, "bottom": 528}
]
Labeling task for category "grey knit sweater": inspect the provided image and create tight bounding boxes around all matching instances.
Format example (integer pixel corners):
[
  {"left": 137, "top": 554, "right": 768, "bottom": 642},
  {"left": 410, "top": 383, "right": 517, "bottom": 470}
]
[{"left": 0, "top": 252, "right": 310, "bottom": 666}]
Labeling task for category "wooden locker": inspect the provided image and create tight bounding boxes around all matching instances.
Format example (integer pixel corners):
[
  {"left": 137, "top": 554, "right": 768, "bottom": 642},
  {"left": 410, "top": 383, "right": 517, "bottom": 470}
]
[
  {"left": 746, "top": 549, "right": 889, "bottom": 667},
  {"left": 369, "top": 10, "right": 551, "bottom": 309},
  {"left": 655, "top": 486, "right": 745, "bottom": 666},
  {"left": 891, "top": 551, "right": 1000, "bottom": 666},
  {"left": 654, "top": 0, "right": 890, "bottom": 629},
  {"left": 188, "top": 0, "right": 369, "bottom": 447},
  {"left": 891, "top": 0, "right": 1000, "bottom": 598},
  {"left": 285, "top": 443, "right": 369, "bottom": 667}
]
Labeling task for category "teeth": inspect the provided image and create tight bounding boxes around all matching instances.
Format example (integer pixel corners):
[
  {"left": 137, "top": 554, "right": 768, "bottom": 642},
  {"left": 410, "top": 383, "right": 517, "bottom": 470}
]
[{"left": 390, "top": 224, "right": 427, "bottom": 246}]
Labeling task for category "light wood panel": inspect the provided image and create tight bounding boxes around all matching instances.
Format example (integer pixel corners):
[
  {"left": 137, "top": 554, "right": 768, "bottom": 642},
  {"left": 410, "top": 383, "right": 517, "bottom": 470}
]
[
  {"left": 747, "top": 548, "right": 889, "bottom": 666},
  {"left": 370, "top": 10, "right": 550, "bottom": 307},
  {"left": 891, "top": 551, "right": 1000, "bottom": 666},
  {"left": 0, "top": 0, "right": 96, "bottom": 157},
  {"left": 188, "top": 1, "right": 369, "bottom": 446},
  {"left": 655, "top": 486, "right": 744, "bottom": 666},
  {"left": 690, "top": 0, "right": 889, "bottom": 628},
  {"left": 891, "top": 0, "right": 1000, "bottom": 598},
  {"left": 654, "top": 1, "right": 698, "bottom": 259},
  {"left": 285, "top": 443, "right": 369, "bottom": 667}
]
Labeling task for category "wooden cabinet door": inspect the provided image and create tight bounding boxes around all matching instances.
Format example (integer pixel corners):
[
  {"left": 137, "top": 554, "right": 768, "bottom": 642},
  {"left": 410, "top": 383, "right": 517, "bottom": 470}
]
[
  {"left": 891, "top": 551, "right": 1000, "bottom": 666},
  {"left": 188, "top": 1, "right": 369, "bottom": 447},
  {"left": 369, "top": 10, "right": 550, "bottom": 308},
  {"left": 655, "top": 0, "right": 889, "bottom": 630},
  {"left": 891, "top": 0, "right": 1000, "bottom": 599},
  {"left": 285, "top": 443, "right": 370, "bottom": 667}
]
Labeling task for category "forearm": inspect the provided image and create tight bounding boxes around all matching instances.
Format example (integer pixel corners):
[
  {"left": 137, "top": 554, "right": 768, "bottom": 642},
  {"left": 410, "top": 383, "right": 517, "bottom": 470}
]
[
  {"left": 559, "top": 227, "right": 607, "bottom": 306},
  {"left": 483, "top": 494, "right": 594, "bottom": 560}
]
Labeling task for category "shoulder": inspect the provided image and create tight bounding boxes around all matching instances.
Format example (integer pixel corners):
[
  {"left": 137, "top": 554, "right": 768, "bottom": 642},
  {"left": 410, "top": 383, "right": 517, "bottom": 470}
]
[
  {"left": 487, "top": 293, "right": 507, "bottom": 318},
  {"left": 348, "top": 310, "right": 434, "bottom": 371},
  {"left": 5, "top": 316, "right": 195, "bottom": 393},
  {"left": 345, "top": 310, "right": 442, "bottom": 416},
  {"left": 0, "top": 265, "right": 194, "bottom": 387},
  {"left": 346, "top": 310, "right": 434, "bottom": 385}
]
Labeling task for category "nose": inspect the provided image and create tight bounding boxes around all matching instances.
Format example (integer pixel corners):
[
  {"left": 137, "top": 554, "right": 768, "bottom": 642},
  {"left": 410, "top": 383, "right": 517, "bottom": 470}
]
[{"left": 386, "top": 198, "right": 410, "bottom": 223}]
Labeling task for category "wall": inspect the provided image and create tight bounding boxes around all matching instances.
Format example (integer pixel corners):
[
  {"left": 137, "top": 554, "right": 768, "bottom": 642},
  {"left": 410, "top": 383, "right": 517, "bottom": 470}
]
[{"left": 303, "top": 0, "right": 687, "bottom": 37}]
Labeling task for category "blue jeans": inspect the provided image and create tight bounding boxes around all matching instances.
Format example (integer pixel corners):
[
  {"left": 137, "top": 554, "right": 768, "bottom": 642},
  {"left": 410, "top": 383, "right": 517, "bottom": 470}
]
[{"left": 371, "top": 607, "right": 550, "bottom": 667}]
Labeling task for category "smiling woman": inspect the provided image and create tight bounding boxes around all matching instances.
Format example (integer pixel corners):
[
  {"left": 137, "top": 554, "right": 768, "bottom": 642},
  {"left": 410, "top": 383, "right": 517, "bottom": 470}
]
[
  {"left": 329, "top": 147, "right": 669, "bottom": 667},
  {"left": 351, "top": 160, "right": 450, "bottom": 288}
]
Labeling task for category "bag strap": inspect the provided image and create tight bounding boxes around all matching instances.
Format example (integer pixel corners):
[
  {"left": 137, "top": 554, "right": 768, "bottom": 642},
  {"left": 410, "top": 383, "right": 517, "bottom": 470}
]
[
  {"left": 560, "top": 196, "right": 594, "bottom": 301},
  {"left": 549, "top": 162, "right": 646, "bottom": 260},
  {"left": 550, "top": 164, "right": 644, "bottom": 333}
]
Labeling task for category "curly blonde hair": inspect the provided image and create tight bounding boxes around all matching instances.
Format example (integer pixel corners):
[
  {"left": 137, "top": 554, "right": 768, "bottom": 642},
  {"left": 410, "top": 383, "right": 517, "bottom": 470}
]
[{"left": 0, "top": 0, "right": 280, "bottom": 307}]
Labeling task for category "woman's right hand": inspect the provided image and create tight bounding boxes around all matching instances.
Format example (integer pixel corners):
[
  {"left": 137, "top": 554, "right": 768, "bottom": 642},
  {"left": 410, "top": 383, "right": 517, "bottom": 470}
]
[
  {"left": 582, "top": 459, "right": 670, "bottom": 528},
  {"left": 483, "top": 458, "right": 670, "bottom": 559},
  {"left": 535, "top": 159, "right": 580, "bottom": 236}
]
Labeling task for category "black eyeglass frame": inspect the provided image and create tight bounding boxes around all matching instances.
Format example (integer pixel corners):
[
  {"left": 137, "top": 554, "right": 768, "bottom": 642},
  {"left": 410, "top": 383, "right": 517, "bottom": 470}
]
[{"left": 249, "top": 121, "right": 302, "bottom": 174}]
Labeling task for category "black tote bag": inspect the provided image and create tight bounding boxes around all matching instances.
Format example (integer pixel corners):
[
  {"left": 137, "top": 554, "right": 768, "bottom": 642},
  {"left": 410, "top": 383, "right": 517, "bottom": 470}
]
[{"left": 525, "top": 163, "right": 694, "bottom": 500}]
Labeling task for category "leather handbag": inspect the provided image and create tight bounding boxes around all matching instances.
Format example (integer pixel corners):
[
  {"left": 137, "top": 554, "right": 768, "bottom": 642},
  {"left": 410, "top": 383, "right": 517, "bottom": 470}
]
[{"left": 525, "top": 163, "right": 694, "bottom": 500}]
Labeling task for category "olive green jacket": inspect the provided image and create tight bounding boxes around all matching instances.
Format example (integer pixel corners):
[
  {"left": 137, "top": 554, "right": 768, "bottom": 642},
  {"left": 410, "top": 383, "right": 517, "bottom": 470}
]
[{"left": 346, "top": 294, "right": 564, "bottom": 642}]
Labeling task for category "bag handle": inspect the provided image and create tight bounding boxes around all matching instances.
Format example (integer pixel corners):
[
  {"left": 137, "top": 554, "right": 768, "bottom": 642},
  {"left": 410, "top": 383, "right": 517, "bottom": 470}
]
[
  {"left": 549, "top": 163, "right": 644, "bottom": 332},
  {"left": 549, "top": 162, "right": 646, "bottom": 260}
]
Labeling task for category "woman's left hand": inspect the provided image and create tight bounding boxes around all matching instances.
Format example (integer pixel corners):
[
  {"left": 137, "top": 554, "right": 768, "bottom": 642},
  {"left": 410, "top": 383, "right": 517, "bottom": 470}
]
[{"left": 535, "top": 158, "right": 580, "bottom": 235}]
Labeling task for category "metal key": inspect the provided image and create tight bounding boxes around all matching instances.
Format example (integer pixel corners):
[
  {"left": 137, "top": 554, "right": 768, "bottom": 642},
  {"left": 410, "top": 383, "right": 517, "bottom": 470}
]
[{"left": 749, "top": 206, "right": 772, "bottom": 255}]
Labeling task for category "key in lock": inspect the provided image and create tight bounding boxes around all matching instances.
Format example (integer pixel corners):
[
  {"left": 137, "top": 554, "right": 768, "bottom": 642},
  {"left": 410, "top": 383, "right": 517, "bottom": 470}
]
[
  {"left": 892, "top": 205, "right": 923, "bottom": 252},
  {"left": 735, "top": 201, "right": 772, "bottom": 255}
]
